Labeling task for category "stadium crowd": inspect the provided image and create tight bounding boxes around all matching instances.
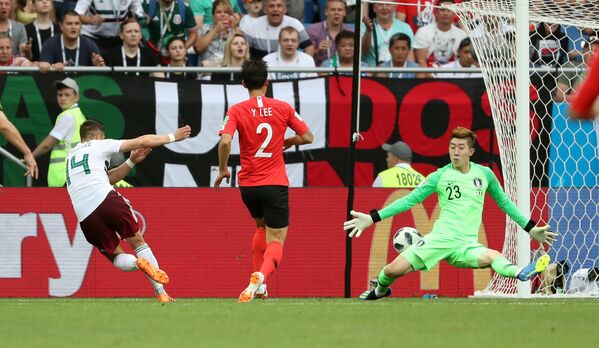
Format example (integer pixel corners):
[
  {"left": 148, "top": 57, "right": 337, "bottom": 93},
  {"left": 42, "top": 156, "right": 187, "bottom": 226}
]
[{"left": 0, "top": 0, "right": 594, "bottom": 86}]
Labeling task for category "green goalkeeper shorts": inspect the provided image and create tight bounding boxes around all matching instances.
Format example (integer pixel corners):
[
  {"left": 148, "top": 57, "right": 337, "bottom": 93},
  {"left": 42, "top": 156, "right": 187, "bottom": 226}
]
[{"left": 401, "top": 232, "right": 489, "bottom": 271}]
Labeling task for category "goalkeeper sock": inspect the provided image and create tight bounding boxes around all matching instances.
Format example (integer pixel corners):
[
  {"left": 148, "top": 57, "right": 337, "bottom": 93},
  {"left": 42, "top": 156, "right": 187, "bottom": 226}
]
[
  {"left": 113, "top": 253, "right": 137, "bottom": 271},
  {"left": 135, "top": 244, "right": 163, "bottom": 292},
  {"left": 259, "top": 241, "right": 283, "bottom": 280},
  {"left": 491, "top": 256, "right": 520, "bottom": 278},
  {"left": 375, "top": 268, "right": 395, "bottom": 297},
  {"left": 252, "top": 227, "right": 267, "bottom": 272}
]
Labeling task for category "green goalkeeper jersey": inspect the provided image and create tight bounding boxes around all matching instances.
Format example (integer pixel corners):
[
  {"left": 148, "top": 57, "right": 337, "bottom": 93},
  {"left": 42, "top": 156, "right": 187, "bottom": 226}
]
[{"left": 377, "top": 162, "right": 530, "bottom": 242}]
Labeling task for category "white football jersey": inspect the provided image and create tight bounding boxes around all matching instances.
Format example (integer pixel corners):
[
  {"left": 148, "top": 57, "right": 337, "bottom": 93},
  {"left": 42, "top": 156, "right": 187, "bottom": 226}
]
[{"left": 66, "top": 139, "right": 124, "bottom": 221}]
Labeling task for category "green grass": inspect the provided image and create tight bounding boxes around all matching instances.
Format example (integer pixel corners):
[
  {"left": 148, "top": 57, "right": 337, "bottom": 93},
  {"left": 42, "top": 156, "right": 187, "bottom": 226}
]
[{"left": 0, "top": 298, "right": 596, "bottom": 348}]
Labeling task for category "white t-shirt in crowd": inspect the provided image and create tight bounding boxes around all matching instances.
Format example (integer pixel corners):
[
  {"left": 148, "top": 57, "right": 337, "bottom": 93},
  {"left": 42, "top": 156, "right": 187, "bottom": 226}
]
[
  {"left": 239, "top": 15, "right": 260, "bottom": 34},
  {"left": 567, "top": 268, "right": 599, "bottom": 295},
  {"left": 436, "top": 60, "right": 483, "bottom": 78},
  {"left": 263, "top": 49, "right": 317, "bottom": 80},
  {"left": 66, "top": 139, "right": 124, "bottom": 221},
  {"left": 413, "top": 23, "right": 468, "bottom": 66}
]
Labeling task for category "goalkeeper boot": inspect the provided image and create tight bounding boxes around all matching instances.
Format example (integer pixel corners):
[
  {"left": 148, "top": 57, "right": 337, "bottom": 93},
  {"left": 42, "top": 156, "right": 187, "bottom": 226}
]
[
  {"left": 517, "top": 254, "right": 551, "bottom": 281},
  {"left": 255, "top": 284, "right": 268, "bottom": 299},
  {"left": 358, "top": 279, "right": 392, "bottom": 301},
  {"left": 136, "top": 258, "right": 169, "bottom": 284},
  {"left": 238, "top": 272, "right": 265, "bottom": 303}
]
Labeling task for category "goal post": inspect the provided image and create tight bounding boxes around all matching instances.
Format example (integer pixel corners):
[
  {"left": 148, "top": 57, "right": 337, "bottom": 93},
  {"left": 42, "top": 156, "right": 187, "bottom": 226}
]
[{"left": 447, "top": 0, "right": 599, "bottom": 297}]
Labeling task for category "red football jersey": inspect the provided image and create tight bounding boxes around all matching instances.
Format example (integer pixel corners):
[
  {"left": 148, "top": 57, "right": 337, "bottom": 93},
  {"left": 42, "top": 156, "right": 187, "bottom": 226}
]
[
  {"left": 219, "top": 96, "right": 309, "bottom": 186},
  {"left": 570, "top": 54, "right": 599, "bottom": 119}
]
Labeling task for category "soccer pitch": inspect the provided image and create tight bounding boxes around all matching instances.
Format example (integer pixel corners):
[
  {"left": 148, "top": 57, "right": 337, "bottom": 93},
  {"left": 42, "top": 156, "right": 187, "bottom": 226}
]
[{"left": 0, "top": 298, "right": 596, "bottom": 348}]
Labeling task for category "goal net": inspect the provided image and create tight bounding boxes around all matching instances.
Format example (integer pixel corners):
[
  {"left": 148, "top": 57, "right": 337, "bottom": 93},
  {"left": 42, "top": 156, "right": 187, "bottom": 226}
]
[{"left": 446, "top": 0, "right": 599, "bottom": 296}]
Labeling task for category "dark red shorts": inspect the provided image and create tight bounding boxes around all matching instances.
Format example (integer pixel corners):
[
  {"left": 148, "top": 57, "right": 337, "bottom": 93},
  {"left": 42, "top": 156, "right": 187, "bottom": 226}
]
[{"left": 79, "top": 190, "right": 139, "bottom": 255}]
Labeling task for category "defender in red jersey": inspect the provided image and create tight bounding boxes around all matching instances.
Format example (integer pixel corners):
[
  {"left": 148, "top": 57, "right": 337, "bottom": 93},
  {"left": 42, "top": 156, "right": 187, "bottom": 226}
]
[
  {"left": 216, "top": 59, "right": 314, "bottom": 302},
  {"left": 569, "top": 45, "right": 599, "bottom": 120}
]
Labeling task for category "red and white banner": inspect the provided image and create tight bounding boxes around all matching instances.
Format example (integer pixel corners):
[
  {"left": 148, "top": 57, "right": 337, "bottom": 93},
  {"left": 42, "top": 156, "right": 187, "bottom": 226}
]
[{"left": 0, "top": 188, "right": 546, "bottom": 298}]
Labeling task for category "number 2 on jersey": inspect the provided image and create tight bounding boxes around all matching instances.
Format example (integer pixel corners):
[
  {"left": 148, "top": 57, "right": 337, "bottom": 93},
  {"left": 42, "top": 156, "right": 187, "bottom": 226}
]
[
  {"left": 65, "top": 154, "right": 90, "bottom": 185},
  {"left": 255, "top": 123, "right": 273, "bottom": 158}
]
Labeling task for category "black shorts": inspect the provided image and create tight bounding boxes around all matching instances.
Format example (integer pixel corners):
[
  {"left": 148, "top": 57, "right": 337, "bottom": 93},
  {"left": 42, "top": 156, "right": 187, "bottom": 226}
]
[{"left": 239, "top": 185, "right": 289, "bottom": 229}]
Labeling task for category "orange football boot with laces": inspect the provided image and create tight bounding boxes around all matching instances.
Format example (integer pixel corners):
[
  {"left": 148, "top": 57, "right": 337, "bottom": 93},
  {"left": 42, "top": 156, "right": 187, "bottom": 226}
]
[{"left": 136, "top": 258, "right": 169, "bottom": 284}]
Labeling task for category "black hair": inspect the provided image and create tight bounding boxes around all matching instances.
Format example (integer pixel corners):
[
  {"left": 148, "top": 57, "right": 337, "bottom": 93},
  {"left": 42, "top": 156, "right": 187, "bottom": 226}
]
[
  {"left": 389, "top": 33, "right": 412, "bottom": 49},
  {"left": 241, "top": 59, "right": 268, "bottom": 90},
  {"left": 80, "top": 120, "right": 105, "bottom": 140},
  {"left": 335, "top": 30, "right": 354, "bottom": 47},
  {"left": 61, "top": 10, "right": 81, "bottom": 23}
]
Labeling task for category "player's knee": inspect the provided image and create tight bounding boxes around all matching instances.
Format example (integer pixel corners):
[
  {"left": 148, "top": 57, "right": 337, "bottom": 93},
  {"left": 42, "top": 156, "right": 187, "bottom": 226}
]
[
  {"left": 385, "top": 256, "right": 413, "bottom": 278},
  {"left": 479, "top": 249, "right": 503, "bottom": 267}
]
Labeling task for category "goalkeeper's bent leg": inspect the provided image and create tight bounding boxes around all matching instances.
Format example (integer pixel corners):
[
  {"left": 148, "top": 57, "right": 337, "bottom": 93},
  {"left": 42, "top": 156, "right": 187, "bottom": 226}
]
[
  {"left": 490, "top": 256, "right": 520, "bottom": 278},
  {"left": 375, "top": 267, "right": 396, "bottom": 297}
]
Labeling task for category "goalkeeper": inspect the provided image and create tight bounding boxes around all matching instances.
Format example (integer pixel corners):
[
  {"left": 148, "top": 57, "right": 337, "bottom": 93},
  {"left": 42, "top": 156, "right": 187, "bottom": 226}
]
[{"left": 343, "top": 127, "right": 558, "bottom": 300}]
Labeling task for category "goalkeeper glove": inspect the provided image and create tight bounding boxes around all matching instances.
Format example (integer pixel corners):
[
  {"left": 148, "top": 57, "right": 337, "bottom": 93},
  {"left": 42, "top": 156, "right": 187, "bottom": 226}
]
[
  {"left": 343, "top": 210, "right": 374, "bottom": 238},
  {"left": 529, "top": 225, "right": 559, "bottom": 247}
]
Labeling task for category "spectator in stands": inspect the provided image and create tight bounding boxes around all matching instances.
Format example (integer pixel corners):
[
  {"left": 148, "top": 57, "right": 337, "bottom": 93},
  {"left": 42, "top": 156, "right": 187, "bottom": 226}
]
[
  {"left": 565, "top": 26, "right": 598, "bottom": 62},
  {"left": 436, "top": 37, "right": 483, "bottom": 78},
  {"left": 372, "top": 140, "right": 424, "bottom": 188},
  {"left": 143, "top": 0, "right": 197, "bottom": 61},
  {"left": 263, "top": 26, "right": 316, "bottom": 80},
  {"left": 307, "top": 0, "right": 353, "bottom": 67},
  {"left": 0, "top": 102, "right": 38, "bottom": 179},
  {"left": 361, "top": 2, "right": 414, "bottom": 67},
  {"left": 239, "top": 0, "right": 262, "bottom": 33},
  {"left": 211, "top": 31, "right": 249, "bottom": 83},
  {"left": 39, "top": 11, "right": 104, "bottom": 72},
  {"left": 162, "top": 36, "right": 197, "bottom": 80},
  {"left": 530, "top": 22, "right": 569, "bottom": 68},
  {"left": 75, "top": 0, "right": 145, "bottom": 56},
  {"left": 190, "top": 0, "right": 241, "bottom": 28},
  {"left": 14, "top": 0, "right": 36, "bottom": 25},
  {"left": 413, "top": 0, "right": 467, "bottom": 69},
  {"left": 377, "top": 33, "right": 420, "bottom": 79},
  {"left": 194, "top": 0, "right": 240, "bottom": 68},
  {"left": 0, "top": 0, "right": 27, "bottom": 56},
  {"left": 105, "top": 19, "right": 164, "bottom": 78},
  {"left": 321, "top": 30, "right": 361, "bottom": 70},
  {"left": 244, "top": 0, "right": 314, "bottom": 59},
  {"left": 0, "top": 34, "right": 32, "bottom": 70},
  {"left": 555, "top": 37, "right": 598, "bottom": 102},
  {"left": 24, "top": 0, "right": 59, "bottom": 63}
]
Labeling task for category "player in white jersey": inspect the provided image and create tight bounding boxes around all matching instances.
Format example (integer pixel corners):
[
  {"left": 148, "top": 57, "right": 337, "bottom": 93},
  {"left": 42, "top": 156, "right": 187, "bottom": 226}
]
[{"left": 66, "top": 119, "right": 191, "bottom": 302}]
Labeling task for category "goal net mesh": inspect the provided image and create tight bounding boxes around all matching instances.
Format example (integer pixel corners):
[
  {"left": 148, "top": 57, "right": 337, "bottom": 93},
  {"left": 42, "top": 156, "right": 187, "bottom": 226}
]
[{"left": 446, "top": 0, "right": 599, "bottom": 296}]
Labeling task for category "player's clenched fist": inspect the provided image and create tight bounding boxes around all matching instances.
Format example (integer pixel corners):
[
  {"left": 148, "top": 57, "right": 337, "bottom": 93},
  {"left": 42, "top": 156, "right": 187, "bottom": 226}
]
[{"left": 174, "top": 125, "right": 192, "bottom": 141}]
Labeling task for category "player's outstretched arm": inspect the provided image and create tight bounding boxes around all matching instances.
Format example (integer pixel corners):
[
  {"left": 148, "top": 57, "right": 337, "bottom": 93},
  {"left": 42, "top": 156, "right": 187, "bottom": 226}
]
[
  {"left": 215, "top": 134, "right": 232, "bottom": 188},
  {"left": 107, "top": 148, "right": 152, "bottom": 185},
  {"left": 0, "top": 111, "right": 38, "bottom": 179},
  {"left": 119, "top": 125, "right": 191, "bottom": 153}
]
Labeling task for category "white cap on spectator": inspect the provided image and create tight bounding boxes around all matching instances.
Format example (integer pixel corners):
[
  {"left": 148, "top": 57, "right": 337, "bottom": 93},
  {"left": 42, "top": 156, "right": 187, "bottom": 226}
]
[{"left": 54, "top": 77, "right": 79, "bottom": 94}]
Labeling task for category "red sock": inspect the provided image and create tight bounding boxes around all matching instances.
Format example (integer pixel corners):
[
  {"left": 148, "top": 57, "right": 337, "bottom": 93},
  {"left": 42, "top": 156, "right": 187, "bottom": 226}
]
[
  {"left": 259, "top": 241, "right": 283, "bottom": 280},
  {"left": 251, "top": 227, "right": 266, "bottom": 272}
]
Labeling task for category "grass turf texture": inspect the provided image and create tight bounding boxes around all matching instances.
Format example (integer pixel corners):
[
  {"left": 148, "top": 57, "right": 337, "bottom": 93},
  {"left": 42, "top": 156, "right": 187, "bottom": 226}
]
[{"left": 0, "top": 298, "right": 596, "bottom": 348}]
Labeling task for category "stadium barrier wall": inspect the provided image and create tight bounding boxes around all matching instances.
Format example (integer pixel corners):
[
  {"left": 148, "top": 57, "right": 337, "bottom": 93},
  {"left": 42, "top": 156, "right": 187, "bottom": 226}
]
[
  {"left": 0, "top": 188, "right": 547, "bottom": 298},
  {"left": 1, "top": 74, "right": 512, "bottom": 187}
]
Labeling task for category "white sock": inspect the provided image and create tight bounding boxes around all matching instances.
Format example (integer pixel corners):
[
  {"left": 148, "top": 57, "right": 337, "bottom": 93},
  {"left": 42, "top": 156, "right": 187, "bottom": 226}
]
[
  {"left": 113, "top": 253, "right": 138, "bottom": 271},
  {"left": 135, "top": 244, "right": 164, "bottom": 293}
]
